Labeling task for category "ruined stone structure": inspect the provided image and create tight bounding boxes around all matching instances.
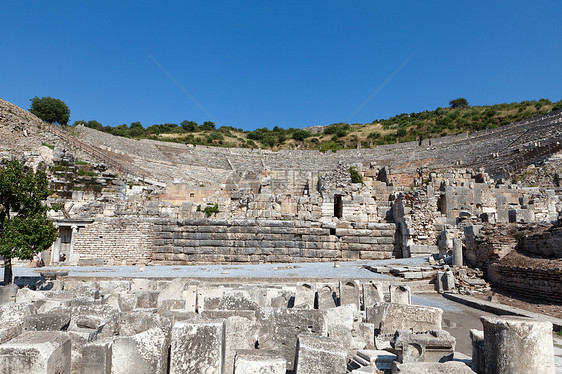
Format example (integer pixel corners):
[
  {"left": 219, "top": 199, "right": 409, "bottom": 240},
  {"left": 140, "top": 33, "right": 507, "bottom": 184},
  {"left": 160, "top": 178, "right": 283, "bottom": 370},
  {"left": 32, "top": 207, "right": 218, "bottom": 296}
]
[{"left": 1, "top": 98, "right": 561, "bottom": 372}]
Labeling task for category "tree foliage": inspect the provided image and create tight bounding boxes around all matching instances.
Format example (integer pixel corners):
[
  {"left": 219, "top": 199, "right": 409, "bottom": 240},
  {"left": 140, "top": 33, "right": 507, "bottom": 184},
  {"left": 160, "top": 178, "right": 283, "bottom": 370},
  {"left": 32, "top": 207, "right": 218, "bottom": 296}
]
[
  {"left": 29, "top": 96, "right": 70, "bottom": 126},
  {"left": 449, "top": 98, "right": 469, "bottom": 109},
  {"left": 0, "top": 159, "right": 58, "bottom": 284}
]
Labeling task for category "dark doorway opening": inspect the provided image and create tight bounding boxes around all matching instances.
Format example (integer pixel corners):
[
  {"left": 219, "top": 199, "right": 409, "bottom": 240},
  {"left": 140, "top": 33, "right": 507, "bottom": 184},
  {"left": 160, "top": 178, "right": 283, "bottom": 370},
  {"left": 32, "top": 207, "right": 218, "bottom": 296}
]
[{"left": 334, "top": 195, "right": 343, "bottom": 218}]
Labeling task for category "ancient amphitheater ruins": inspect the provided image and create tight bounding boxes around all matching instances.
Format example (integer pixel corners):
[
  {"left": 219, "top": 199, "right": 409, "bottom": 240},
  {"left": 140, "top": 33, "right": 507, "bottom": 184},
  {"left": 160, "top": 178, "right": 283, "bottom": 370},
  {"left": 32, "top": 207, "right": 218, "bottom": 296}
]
[{"left": 0, "top": 97, "right": 560, "bottom": 373}]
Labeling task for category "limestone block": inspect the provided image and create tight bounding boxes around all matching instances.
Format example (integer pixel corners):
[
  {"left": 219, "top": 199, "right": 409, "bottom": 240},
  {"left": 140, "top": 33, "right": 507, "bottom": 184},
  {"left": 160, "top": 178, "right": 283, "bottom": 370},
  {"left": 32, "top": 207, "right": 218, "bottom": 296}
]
[
  {"left": 270, "top": 308, "right": 328, "bottom": 371},
  {"left": 224, "top": 316, "right": 258, "bottom": 374},
  {"left": 355, "top": 349, "right": 397, "bottom": 372},
  {"left": 23, "top": 312, "right": 71, "bottom": 331},
  {"left": 234, "top": 350, "right": 286, "bottom": 374},
  {"left": 326, "top": 304, "right": 356, "bottom": 356},
  {"left": 392, "top": 329, "right": 455, "bottom": 363},
  {"left": 294, "top": 333, "right": 346, "bottom": 374},
  {"left": 469, "top": 329, "right": 484, "bottom": 374},
  {"left": 389, "top": 285, "right": 411, "bottom": 305},
  {"left": 169, "top": 320, "right": 225, "bottom": 374},
  {"left": 355, "top": 322, "right": 375, "bottom": 350},
  {"left": 317, "top": 284, "right": 337, "bottom": 309},
  {"left": 363, "top": 282, "right": 384, "bottom": 308},
  {"left": 117, "top": 293, "right": 137, "bottom": 312},
  {"left": 69, "top": 328, "right": 99, "bottom": 374},
  {"left": 366, "top": 303, "right": 442, "bottom": 335},
  {"left": 0, "top": 284, "right": 19, "bottom": 304},
  {"left": 0, "top": 324, "right": 22, "bottom": 345},
  {"left": 480, "top": 316, "right": 554, "bottom": 374},
  {"left": 0, "top": 331, "right": 71, "bottom": 374},
  {"left": 391, "top": 361, "right": 475, "bottom": 373},
  {"left": 183, "top": 284, "right": 197, "bottom": 312},
  {"left": 339, "top": 280, "right": 361, "bottom": 309},
  {"left": 294, "top": 283, "right": 316, "bottom": 308},
  {"left": 112, "top": 327, "right": 169, "bottom": 374},
  {"left": 119, "top": 309, "right": 172, "bottom": 336},
  {"left": 70, "top": 305, "right": 119, "bottom": 339},
  {"left": 81, "top": 339, "right": 112, "bottom": 374}
]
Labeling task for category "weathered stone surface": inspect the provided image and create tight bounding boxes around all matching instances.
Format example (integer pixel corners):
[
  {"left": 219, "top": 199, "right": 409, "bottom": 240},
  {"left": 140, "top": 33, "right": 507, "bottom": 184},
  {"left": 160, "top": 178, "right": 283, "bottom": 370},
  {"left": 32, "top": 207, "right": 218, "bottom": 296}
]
[
  {"left": 170, "top": 320, "right": 225, "bottom": 374},
  {"left": 223, "top": 316, "right": 258, "bottom": 374},
  {"left": 480, "top": 316, "right": 555, "bottom": 374},
  {"left": 294, "top": 283, "right": 316, "bottom": 309},
  {"left": 294, "top": 333, "right": 346, "bottom": 374},
  {"left": 23, "top": 312, "right": 71, "bottom": 331},
  {"left": 391, "top": 361, "right": 475, "bottom": 373},
  {"left": 0, "top": 331, "right": 71, "bottom": 374},
  {"left": 366, "top": 303, "right": 442, "bottom": 335},
  {"left": 317, "top": 284, "right": 337, "bottom": 309},
  {"left": 112, "top": 327, "right": 169, "bottom": 374},
  {"left": 392, "top": 329, "right": 455, "bottom": 363},
  {"left": 119, "top": 309, "right": 172, "bottom": 336},
  {"left": 234, "top": 350, "right": 286, "bottom": 374},
  {"left": 339, "top": 280, "right": 361, "bottom": 309},
  {"left": 269, "top": 308, "right": 328, "bottom": 371},
  {"left": 81, "top": 339, "right": 112, "bottom": 374},
  {"left": 362, "top": 282, "right": 384, "bottom": 308},
  {"left": 326, "top": 304, "right": 356, "bottom": 356},
  {"left": 389, "top": 285, "right": 411, "bottom": 305}
]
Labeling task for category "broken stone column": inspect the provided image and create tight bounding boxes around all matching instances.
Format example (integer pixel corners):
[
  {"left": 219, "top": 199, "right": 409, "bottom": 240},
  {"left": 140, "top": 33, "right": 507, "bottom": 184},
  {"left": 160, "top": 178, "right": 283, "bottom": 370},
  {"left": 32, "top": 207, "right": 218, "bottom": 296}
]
[
  {"left": 294, "top": 333, "right": 346, "bottom": 374},
  {"left": 469, "top": 329, "right": 484, "bottom": 374},
  {"left": 234, "top": 350, "right": 286, "bottom": 374},
  {"left": 389, "top": 285, "right": 411, "bottom": 304},
  {"left": 480, "top": 316, "right": 555, "bottom": 374},
  {"left": 452, "top": 238, "right": 463, "bottom": 267},
  {"left": 0, "top": 331, "right": 71, "bottom": 374},
  {"left": 363, "top": 282, "right": 384, "bottom": 308},
  {"left": 170, "top": 320, "right": 225, "bottom": 374}
]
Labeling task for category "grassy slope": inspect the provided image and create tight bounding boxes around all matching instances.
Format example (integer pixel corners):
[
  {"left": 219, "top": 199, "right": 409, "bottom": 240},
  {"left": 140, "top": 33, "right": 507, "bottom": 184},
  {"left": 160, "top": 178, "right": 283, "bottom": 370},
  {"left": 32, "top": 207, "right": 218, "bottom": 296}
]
[{"left": 78, "top": 98, "right": 561, "bottom": 151}]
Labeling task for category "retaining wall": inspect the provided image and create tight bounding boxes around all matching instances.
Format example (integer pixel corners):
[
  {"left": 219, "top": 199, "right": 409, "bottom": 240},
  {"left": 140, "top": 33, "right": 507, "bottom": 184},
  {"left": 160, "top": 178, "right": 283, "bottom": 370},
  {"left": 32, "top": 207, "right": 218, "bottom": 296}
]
[{"left": 152, "top": 219, "right": 397, "bottom": 264}]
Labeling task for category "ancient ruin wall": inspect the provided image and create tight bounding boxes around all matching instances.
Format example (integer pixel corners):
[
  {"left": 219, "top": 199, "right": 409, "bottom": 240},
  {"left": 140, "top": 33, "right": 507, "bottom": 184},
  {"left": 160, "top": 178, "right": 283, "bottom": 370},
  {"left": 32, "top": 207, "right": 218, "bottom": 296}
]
[
  {"left": 152, "top": 219, "right": 396, "bottom": 264},
  {"left": 73, "top": 218, "right": 155, "bottom": 265}
]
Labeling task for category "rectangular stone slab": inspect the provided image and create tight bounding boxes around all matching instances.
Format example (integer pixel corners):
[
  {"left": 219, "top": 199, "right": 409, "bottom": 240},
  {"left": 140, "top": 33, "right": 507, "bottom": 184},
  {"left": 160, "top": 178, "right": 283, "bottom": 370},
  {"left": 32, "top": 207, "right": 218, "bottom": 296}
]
[
  {"left": 234, "top": 350, "right": 286, "bottom": 374},
  {"left": 366, "top": 303, "right": 442, "bottom": 335},
  {"left": 169, "top": 320, "right": 225, "bottom": 374},
  {"left": 0, "top": 331, "right": 71, "bottom": 374}
]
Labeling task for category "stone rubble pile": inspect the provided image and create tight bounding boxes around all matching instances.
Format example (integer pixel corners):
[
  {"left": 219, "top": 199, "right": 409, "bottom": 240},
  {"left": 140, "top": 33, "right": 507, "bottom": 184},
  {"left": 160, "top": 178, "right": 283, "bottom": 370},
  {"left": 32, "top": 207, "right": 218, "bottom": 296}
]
[{"left": 0, "top": 277, "right": 555, "bottom": 373}]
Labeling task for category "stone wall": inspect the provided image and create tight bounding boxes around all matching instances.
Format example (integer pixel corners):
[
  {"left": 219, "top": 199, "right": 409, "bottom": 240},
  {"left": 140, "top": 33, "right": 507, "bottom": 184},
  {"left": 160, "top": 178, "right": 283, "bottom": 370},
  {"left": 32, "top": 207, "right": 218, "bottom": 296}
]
[
  {"left": 488, "top": 260, "right": 562, "bottom": 303},
  {"left": 152, "top": 219, "right": 396, "bottom": 264},
  {"left": 73, "top": 218, "right": 155, "bottom": 265}
]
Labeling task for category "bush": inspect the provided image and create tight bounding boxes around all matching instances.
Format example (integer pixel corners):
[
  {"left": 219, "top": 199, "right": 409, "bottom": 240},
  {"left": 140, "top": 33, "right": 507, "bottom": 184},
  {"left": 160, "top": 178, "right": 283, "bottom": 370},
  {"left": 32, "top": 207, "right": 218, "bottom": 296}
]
[
  {"left": 349, "top": 167, "right": 363, "bottom": 184},
  {"left": 202, "top": 203, "right": 219, "bottom": 217},
  {"left": 29, "top": 96, "right": 70, "bottom": 125}
]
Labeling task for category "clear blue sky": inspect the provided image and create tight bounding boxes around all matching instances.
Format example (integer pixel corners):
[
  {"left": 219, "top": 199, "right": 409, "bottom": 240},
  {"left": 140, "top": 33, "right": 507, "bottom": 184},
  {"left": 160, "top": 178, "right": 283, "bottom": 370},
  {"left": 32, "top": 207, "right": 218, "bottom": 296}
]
[{"left": 1, "top": 1, "right": 561, "bottom": 130}]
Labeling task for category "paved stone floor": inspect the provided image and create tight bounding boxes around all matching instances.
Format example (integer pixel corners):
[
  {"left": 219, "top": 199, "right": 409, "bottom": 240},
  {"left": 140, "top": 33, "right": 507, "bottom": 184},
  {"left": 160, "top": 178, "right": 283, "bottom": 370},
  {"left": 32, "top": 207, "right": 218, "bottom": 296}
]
[{"left": 4, "top": 257, "right": 428, "bottom": 281}]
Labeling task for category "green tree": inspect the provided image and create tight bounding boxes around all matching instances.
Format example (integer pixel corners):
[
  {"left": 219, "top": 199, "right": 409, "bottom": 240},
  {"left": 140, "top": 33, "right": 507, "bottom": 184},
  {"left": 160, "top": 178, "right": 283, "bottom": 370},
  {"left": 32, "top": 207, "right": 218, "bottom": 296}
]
[
  {"left": 449, "top": 98, "right": 469, "bottom": 109},
  {"left": 180, "top": 120, "right": 199, "bottom": 132},
  {"left": 200, "top": 121, "right": 216, "bottom": 131},
  {"left": 0, "top": 159, "right": 58, "bottom": 284},
  {"left": 29, "top": 97, "right": 71, "bottom": 126}
]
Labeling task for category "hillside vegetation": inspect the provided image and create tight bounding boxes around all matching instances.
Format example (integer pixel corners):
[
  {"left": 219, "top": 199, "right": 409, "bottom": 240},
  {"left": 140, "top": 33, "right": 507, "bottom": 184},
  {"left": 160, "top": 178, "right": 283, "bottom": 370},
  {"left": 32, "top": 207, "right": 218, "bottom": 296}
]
[{"left": 73, "top": 98, "right": 562, "bottom": 152}]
